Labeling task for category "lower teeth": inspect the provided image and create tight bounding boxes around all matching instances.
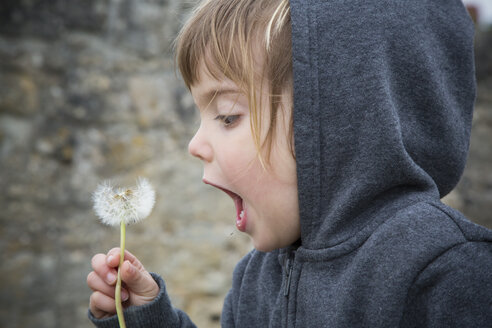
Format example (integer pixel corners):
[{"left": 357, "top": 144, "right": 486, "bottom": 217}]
[{"left": 239, "top": 210, "right": 244, "bottom": 219}]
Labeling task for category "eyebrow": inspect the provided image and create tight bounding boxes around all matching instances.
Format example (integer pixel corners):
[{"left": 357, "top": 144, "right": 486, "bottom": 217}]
[{"left": 195, "top": 88, "right": 242, "bottom": 110}]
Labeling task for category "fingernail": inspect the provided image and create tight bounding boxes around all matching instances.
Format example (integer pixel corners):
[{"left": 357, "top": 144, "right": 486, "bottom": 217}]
[
  {"left": 107, "top": 272, "right": 116, "bottom": 284},
  {"left": 107, "top": 255, "right": 114, "bottom": 264},
  {"left": 121, "top": 289, "right": 129, "bottom": 301},
  {"left": 127, "top": 262, "right": 135, "bottom": 275}
]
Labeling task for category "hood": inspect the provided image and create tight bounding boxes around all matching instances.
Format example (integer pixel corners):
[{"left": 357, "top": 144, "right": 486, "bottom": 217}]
[{"left": 289, "top": 0, "right": 476, "bottom": 249}]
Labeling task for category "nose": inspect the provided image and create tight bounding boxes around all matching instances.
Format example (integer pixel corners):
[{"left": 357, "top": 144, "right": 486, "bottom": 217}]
[{"left": 188, "top": 123, "right": 213, "bottom": 162}]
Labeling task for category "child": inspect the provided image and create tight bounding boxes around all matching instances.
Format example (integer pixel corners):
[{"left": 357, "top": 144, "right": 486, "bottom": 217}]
[{"left": 87, "top": 0, "right": 492, "bottom": 326}]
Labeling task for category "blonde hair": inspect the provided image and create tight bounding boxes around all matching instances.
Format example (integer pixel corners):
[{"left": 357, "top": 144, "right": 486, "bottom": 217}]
[{"left": 175, "top": 0, "right": 293, "bottom": 164}]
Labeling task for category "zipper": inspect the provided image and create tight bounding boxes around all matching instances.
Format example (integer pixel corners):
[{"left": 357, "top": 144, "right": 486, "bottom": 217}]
[
  {"left": 282, "top": 250, "right": 295, "bottom": 328},
  {"left": 283, "top": 253, "right": 294, "bottom": 297}
]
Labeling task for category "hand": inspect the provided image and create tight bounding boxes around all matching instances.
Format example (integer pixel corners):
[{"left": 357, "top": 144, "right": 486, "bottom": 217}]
[{"left": 87, "top": 248, "right": 159, "bottom": 319}]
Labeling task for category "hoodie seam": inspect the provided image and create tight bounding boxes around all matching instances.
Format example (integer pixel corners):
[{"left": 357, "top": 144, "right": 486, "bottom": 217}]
[
  {"left": 306, "top": 0, "right": 322, "bottom": 236},
  {"left": 427, "top": 201, "right": 468, "bottom": 240},
  {"left": 398, "top": 200, "right": 470, "bottom": 327},
  {"left": 312, "top": 2, "right": 322, "bottom": 229},
  {"left": 398, "top": 240, "right": 473, "bottom": 326}
]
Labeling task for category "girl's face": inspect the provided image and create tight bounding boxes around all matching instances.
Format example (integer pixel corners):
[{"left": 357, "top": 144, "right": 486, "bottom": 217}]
[{"left": 188, "top": 65, "right": 300, "bottom": 252}]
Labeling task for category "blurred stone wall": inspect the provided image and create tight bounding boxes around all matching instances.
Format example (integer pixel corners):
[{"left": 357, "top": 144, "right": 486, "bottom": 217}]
[
  {"left": 0, "top": 1, "right": 491, "bottom": 328},
  {"left": 0, "top": 1, "right": 251, "bottom": 327}
]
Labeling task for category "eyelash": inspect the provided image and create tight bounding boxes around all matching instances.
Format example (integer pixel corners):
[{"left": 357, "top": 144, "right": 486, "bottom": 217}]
[{"left": 214, "top": 115, "right": 240, "bottom": 128}]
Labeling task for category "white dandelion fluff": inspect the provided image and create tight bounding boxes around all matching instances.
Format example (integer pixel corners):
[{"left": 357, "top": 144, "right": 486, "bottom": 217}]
[{"left": 92, "top": 177, "right": 156, "bottom": 226}]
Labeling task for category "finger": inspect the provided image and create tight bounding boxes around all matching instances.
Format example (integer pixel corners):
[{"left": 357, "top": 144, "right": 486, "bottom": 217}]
[
  {"left": 87, "top": 271, "right": 114, "bottom": 296},
  {"left": 106, "top": 248, "right": 145, "bottom": 271},
  {"left": 91, "top": 253, "right": 118, "bottom": 285},
  {"left": 120, "top": 260, "right": 159, "bottom": 304},
  {"left": 89, "top": 291, "right": 116, "bottom": 319},
  {"left": 87, "top": 271, "right": 129, "bottom": 301}
]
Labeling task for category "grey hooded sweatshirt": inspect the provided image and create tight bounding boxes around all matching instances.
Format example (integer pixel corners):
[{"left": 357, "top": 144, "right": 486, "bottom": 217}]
[{"left": 90, "top": 0, "right": 492, "bottom": 327}]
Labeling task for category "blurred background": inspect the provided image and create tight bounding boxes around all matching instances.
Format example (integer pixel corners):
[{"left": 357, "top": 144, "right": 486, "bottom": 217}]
[{"left": 0, "top": 1, "right": 491, "bottom": 327}]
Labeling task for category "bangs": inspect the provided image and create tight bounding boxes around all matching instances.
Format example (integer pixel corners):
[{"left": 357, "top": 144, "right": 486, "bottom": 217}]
[{"left": 175, "top": 0, "right": 289, "bottom": 90}]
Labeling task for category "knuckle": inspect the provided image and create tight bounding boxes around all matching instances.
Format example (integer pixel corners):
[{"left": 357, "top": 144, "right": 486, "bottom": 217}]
[
  {"left": 89, "top": 292, "right": 98, "bottom": 305},
  {"left": 91, "top": 291, "right": 105, "bottom": 306},
  {"left": 86, "top": 271, "right": 94, "bottom": 286},
  {"left": 124, "top": 262, "right": 137, "bottom": 280}
]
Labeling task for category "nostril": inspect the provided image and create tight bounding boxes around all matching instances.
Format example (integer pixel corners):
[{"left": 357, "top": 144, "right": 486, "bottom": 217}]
[
  {"left": 188, "top": 130, "right": 212, "bottom": 162},
  {"left": 188, "top": 128, "right": 199, "bottom": 153},
  {"left": 190, "top": 147, "right": 203, "bottom": 160},
  {"left": 188, "top": 138, "right": 200, "bottom": 158}
]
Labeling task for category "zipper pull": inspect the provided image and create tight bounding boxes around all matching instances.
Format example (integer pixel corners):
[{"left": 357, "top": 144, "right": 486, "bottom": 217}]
[{"left": 283, "top": 257, "right": 293, "bottom": 297}]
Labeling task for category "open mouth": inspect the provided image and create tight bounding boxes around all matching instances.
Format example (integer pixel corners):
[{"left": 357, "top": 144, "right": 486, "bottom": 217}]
[{"left": 203, "top": 179, "right": 247, "bottom": 231}]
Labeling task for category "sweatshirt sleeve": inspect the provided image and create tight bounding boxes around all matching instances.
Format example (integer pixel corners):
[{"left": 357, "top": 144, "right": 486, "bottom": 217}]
[
  {"left": 400, "top": 241, "right": 492, "bottom": 328},
  {"left": 220, "top": 250, "right": 254, "bottom": 327},
  {"left": 88, "top": 273, "right": 197, "bottom": 328},
  {"left": 220, "top": 288, "right": 235, "bottom": 327}
]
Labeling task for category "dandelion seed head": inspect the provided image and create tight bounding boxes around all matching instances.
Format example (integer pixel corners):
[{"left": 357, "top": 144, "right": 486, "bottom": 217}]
[{"left": 92, "top": 177, "right": 156, "bottom": 226}]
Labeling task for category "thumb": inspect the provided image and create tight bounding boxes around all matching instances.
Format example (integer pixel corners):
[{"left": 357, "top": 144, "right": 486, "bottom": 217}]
[{"left": 120, "top": 260, "right": 159, "bottom": 305}]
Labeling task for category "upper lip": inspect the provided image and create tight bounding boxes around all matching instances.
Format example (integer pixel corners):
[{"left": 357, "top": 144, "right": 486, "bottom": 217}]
[{"left": 203, "top": 178, "right": 241, "bottom": 200}]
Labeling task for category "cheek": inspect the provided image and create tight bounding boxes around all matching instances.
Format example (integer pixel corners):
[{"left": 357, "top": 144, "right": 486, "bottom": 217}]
[
  {"left": 221, "top": 152, "right": 262, "bottom": 184},
  {"left": 218, "top": 137, "right": 259, "bottom": 178}
]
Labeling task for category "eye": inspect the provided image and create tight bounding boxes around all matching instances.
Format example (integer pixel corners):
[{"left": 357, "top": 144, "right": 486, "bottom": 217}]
[{"left": 215, "top": 115, "right": 240, "bottom": 128}]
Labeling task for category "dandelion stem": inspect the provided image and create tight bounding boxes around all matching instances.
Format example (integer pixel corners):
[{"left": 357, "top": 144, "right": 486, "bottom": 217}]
[{"left": 115, "top": 221, "right": 126, "bottom": 328}]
